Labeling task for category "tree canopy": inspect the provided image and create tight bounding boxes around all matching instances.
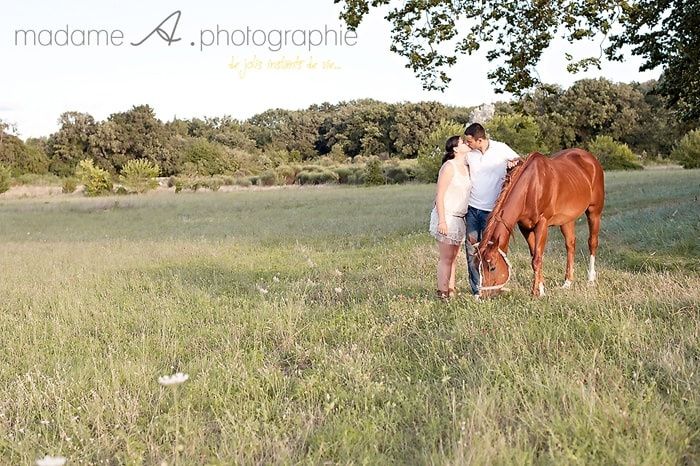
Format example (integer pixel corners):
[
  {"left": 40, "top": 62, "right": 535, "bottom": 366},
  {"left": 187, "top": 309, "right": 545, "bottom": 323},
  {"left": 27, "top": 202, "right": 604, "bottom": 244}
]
[{"left": 334, "top": 0, "right": 699, "bottom": 121}]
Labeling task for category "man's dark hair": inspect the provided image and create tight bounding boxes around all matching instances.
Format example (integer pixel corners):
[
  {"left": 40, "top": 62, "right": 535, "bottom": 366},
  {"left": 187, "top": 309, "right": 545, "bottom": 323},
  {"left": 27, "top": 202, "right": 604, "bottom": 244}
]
[{"left": 464, "top": 123, "right": 486, "bottom": 140}]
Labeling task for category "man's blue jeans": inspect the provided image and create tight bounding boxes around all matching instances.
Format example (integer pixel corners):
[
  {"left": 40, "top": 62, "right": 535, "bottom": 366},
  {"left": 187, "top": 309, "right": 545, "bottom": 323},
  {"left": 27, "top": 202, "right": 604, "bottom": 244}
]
[{"left": 465, "top": 206, "right": 491, "bottom": 295}]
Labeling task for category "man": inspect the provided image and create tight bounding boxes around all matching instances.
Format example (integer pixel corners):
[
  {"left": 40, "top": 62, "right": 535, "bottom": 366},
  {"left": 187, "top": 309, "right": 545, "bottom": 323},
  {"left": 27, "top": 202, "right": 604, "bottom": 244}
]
[{"left": 463, "top": 123, "right": 520, "bottom": 298}]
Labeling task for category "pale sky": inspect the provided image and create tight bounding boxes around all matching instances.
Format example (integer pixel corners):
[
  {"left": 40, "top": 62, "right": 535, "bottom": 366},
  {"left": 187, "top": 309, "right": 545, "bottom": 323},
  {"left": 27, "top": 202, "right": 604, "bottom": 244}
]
[{"left": 1, "top": 0, "right": 661, "bottom": 139}]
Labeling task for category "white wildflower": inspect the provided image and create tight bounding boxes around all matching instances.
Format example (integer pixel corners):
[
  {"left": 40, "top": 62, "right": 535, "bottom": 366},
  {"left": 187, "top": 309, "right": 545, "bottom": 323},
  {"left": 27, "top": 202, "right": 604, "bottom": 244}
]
[
  {"left": 307, "top": 258, "right": 316, "bottom": 267},
  {"left": 36, "top": 456, "right": 66, "bottom": 466},
  {"left": 334, "top": 287, "right": 342, "bottom": 294},
  {"left": 272, "top": 276, "right": 280, "bottom": 283},
  {"left": 257, "top": 286, "right": 269, "bottom": 294},
  {"left": 158, "top": 372, "right": 189, "bottom": 386},
  {"left": 334, "top": 269, "right": 343, "bottom": 277}
]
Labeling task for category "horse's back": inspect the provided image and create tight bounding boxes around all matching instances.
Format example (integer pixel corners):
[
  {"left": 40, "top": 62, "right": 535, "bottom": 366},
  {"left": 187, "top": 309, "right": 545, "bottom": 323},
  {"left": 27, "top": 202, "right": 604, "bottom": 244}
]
[
  {"left": 550, "top": 148, "right": 603, "bottom": 176},
  {"left": 547, "top": 148, "right": 605, "bottom": 216}
]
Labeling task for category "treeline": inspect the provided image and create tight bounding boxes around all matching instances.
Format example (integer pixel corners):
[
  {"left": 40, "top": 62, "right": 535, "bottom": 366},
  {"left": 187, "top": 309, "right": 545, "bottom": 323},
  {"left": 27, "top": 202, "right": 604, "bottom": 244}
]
[{"left": 1, "top": 77, "right": 698, "bottom": 181}]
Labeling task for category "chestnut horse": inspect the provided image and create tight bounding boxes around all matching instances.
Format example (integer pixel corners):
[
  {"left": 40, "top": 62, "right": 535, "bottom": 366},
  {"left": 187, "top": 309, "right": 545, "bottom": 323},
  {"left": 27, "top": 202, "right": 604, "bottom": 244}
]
[{"left": 476, "top": 148, "right": 605, "bottom": 297}]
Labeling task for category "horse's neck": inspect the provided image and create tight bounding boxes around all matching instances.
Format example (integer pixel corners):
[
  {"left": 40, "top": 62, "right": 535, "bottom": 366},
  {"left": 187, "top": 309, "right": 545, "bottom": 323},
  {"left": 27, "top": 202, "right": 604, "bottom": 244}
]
[
  {"left": 501, "top": 165, "right": 535, "bottom": 227},
  {"left": 495, "top": 224, "right": 513, "bottom": 253}
]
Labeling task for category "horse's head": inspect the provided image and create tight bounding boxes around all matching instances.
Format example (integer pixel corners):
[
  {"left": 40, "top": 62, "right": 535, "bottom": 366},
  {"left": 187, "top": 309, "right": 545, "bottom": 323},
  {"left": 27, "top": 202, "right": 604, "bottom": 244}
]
[{"left": 476, "top": 240, "right": 512, "bottom": 297}]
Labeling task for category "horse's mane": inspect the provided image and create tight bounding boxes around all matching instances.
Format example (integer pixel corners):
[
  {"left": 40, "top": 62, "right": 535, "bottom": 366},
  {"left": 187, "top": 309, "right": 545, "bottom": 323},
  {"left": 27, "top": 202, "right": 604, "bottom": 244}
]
[{"left": 482, "top": 152, "right": 543, "bottom": 240}]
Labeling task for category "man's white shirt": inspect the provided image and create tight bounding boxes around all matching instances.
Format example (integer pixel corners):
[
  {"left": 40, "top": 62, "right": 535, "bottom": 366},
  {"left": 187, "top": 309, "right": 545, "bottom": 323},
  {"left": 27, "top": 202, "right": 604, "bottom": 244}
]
[{"left": 467, "top": 140, "right": 519, "bottom": 212}]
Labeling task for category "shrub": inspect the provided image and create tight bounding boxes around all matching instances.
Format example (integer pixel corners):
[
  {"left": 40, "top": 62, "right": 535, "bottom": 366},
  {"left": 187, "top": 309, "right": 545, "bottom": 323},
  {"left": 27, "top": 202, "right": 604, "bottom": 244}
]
[
  {"left": 384, "top": 163, "right": 410, "bottom": 184},
  {"left": 400, "top": 159, "right": 419, "bottom": 180},
  {"left": 416, "top": 120, "right": 465, "bottom": 183},
  {"left": 275, "top": 165, "right": 297, "bottom": 185},
  {"left": 174, "top": 179, "right": 185, "bottom": 193},
  {"left": 180, "top": 138, "right": 234, "bottom": 175},
  {"left": 62, "top": 178, "right": 78, "bottom": 194},
  {"left": 335, "top": 165, "right": 366, "bottom": 185},
  {"left": 328, "top": 144, "right": 347, "bottom": 163},
  {"left": 0, "top": 165, "right": 10, "bottom": 194},
  {"left": 587, "top": 136, "right": 642, "bottom": 170},
  {"left": 288, "top": 149, "right": 303, "bottom": 163},
  {"left": 353, "top": 155, "right": 368, "bottom": 165},
  {"left": 259, "top": 169, "right": 278, "bottom": 186},
  {"left": 333, "top": 166, "right": 353, "bottom": 184},
  {"left": 120, "top": 159, "right": 160, "bottom": 193},
  {"left": 167, "top": 176, "right": 177, "bottom": 188},
  {"left": 115, "top": 186, "right": 129, "bottom": 195},
  {"left": 204, "top": 178, "right": 222, "bottom": 191},
  {"left": 364, "top": 156, "right": 385, "bottom": 186},
  {"left": 296, "top": 169, "right": 339, "bottom": 185},
  {"left": 233, "top": 177, "right": 252, "bottom": 187},
  {"left": 670, "top": 129, "right": 700, "bottom": 169},
  {"left": 217, "top": 175, "right": 236, "bottom": 186},
  {"left": 348, "top": 168, "right": 366, "bottom": 185},
  {"left": 170, "top": 176, "right": 224, "bottom": 193},
  {"left": 318, "top": 156, "right": 337, "bottom": 167},
  {"left": 76, "top": 159, "right": 113, "bottom": 196}
]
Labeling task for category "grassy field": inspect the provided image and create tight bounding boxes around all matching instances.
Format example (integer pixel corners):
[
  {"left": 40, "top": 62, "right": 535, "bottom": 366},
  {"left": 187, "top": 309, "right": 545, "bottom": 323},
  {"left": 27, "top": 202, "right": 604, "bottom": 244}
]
[{"left": 0, "top": 169, "right": 698, "bottom": 465}]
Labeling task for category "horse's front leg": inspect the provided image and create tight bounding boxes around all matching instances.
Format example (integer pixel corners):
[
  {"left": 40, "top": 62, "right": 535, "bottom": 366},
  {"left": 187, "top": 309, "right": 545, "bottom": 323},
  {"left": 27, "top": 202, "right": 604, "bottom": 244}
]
[
  {"left": 560, "top": 221, "right": 576, "bottom": 288},
  {"left": 531, "top": 221, "right": 549, "bottom": 297},
  {"left": 518, "top": 224, "right": 535, "bottom": 256}
]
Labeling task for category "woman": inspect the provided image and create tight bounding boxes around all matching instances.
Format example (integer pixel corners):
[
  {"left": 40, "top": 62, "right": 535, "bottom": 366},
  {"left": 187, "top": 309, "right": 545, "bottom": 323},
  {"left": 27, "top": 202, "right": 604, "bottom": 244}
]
[{"left": 429, "top": 135, "right": 471, "bottom": 299}]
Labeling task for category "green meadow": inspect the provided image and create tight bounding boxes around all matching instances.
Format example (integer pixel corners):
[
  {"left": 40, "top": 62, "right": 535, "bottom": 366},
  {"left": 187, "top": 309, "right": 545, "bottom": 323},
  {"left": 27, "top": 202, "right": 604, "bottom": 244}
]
[{"left": 0, "top": 169, "right": 698, "bottom": 465}]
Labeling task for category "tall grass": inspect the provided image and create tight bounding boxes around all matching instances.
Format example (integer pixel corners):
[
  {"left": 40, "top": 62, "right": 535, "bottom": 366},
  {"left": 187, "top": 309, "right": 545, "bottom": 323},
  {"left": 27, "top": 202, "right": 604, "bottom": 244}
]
[{"left": 0, "top": 170, "right": 698, "bottom": 464}]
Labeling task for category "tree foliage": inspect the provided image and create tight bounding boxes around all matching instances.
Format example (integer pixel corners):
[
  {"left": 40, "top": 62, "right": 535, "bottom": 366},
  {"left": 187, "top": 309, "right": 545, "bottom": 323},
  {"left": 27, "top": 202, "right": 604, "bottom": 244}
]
[
  {"left": 9, "top": 77, "right": 694, "bottom": 183},
  {"left": 0, "top": 165, "right": 10, "bottom": 194},
  {"left": 670, "top": 129, "right": 700, "bottom": 169},
  {"left": 587, "top": 135, "right": 642, "bottom": 170},
  {"left": 609, "top": 0, "right": 700, "bottom": 122},
  {"left": 47, "top": 112, "right": 97, "bottom": 176},
  {"left": 334, "top": 0, "right": 699, "bottom": 121},
  {"left": 76, "top": 159, "right": 113, "bottom": 196},
  {"left": 485, "top": 114, "right": 544, "bottom": 155},
  {"left": 120, "top": 159, "right": 160, "bottom": 193},
  {"left": 416, "top": 120, "right": 464, "bottom": 183},
  {"left": 0, "top": 134, "right": 50, "bottom": 175}
]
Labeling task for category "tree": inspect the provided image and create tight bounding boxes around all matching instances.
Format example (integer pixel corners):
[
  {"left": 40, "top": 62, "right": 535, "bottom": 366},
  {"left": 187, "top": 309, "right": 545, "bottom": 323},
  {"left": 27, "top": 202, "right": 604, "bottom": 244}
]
[
  {"left": 246, "top": 108, "right": 323, "bottom": 159},
  {"left": 609, "top": 0, "right": 700, "bottom": 122},
  {"left": 516, "top": 79, "right": 666, "bottom": 153},
  {"left": 485, "top": 114, "right": 546, "bottom": 155},
  {"left": 47, "top": 112, "right": 97, "bottom": 176},
  {"left": 0, "top": 118, "right": 17, "bottom": 146},
  {"left": 0, "top": 136, "right": 50, "bottom": 175},
  {"left": 624, "top": 80, "right": 687, "bottom": 158},
  {"left": 334, "top": 0, "right": 699, "bottom": 121},
  {"left": 92, "top": 105, "right": 178, "bottom": 175},
  {"left": 388, "top": 102, "right": 448, "bottom": 158},
  {"left": 670, "top": 129, "right": 700, "bottom": 169},
  {"left": 416, "top": 120, "right": 464, "bottom": 182}
]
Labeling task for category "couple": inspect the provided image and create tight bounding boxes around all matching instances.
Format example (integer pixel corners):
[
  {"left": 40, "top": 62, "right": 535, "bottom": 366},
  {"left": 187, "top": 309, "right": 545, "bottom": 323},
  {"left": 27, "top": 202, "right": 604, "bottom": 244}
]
[{"left": 429, "top": 123, "right": 519, "bottom": 299}]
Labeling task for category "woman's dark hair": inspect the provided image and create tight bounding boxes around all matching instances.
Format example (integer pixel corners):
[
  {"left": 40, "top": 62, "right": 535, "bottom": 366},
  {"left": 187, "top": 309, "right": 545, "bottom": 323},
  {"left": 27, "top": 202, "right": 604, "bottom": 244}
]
[{"left": 442, "top": 135, "right": 462, "bottom": 164}]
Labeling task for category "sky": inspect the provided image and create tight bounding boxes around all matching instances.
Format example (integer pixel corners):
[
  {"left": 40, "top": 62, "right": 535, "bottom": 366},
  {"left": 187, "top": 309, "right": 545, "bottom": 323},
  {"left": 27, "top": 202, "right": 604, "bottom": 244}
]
[{"left": 0, "top": 0, "right": 662, "bottom": 139}]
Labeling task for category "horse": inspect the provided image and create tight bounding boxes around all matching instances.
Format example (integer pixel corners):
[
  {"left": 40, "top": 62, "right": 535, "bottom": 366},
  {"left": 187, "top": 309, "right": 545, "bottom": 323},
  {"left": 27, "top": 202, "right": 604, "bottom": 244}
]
[{"left": 475, "top": 148, "right": 605, "bottom": 297}]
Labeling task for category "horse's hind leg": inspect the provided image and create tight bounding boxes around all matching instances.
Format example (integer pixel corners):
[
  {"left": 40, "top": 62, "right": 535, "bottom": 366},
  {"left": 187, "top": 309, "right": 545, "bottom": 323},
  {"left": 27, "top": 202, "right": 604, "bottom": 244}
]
[
  {"left": 560, "top": 221, "right": 576, "bottom": 288},
  {"left": 585, "top": 206, "right": 602, "bottom": 283}
]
